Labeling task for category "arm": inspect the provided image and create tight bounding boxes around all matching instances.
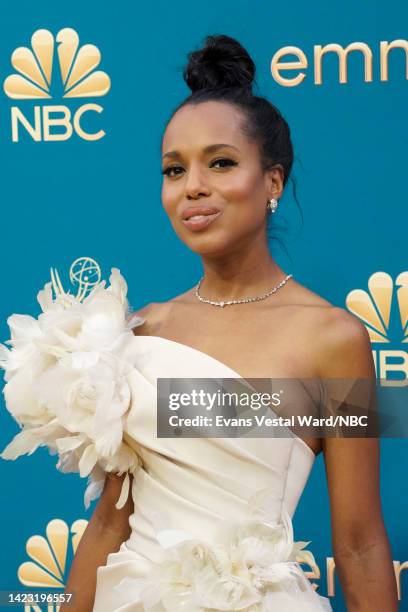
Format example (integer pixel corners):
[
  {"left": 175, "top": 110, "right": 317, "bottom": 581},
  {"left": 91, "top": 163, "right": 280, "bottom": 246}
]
[
  {"left": 60, "top": 472, "right": 134, "bottom": 612},
  {"left": 317, "top": 308, "right": 398, "bottom": 611}
]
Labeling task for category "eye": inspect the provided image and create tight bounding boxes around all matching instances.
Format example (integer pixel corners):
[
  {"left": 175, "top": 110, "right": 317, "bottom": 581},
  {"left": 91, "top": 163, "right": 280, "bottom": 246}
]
[
  {"left": 211, "top": 158, "right": 238, "bottom": 169},
  {"left": 161, "top": 158, "right": 238, "bottom": 178},
  {"left": 161, "top": 165, "right": 184, "bottom": 177}
]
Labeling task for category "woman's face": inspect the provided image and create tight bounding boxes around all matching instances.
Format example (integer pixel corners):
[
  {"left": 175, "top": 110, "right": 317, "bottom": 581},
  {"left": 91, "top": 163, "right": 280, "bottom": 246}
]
[{"left": 161, "top": 100, "right": 282, "bottom": 256}]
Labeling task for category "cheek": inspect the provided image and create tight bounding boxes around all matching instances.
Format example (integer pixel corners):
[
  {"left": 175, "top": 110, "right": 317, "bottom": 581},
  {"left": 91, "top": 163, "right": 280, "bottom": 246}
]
[
  {"left": 221, "top": 170, "right": 265, "bottom": 212},
  {"left": 161, "top": 181, "right": 176, "bottom": 214}
]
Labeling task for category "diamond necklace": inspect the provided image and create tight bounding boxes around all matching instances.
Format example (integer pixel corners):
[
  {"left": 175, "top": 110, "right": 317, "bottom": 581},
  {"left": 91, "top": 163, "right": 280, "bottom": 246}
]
[{"left": 195, "top": 274, "right": 293, "bottom": 308}]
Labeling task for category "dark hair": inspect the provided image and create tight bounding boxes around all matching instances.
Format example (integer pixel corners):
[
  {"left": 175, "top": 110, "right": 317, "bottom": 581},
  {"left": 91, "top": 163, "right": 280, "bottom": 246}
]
[{"left": 165, "top": 34, "right": 303, "bottom": 253}]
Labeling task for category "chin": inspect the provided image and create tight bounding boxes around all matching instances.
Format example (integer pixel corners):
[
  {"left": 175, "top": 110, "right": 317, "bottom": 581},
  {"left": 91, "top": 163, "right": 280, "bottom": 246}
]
[{"left": 183, "top": 236, "right": 233, "bottom": 258}]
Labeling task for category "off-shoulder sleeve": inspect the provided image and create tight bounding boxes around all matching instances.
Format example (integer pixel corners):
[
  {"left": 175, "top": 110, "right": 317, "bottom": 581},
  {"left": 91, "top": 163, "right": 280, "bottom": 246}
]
[{"left": 0, "top": 267, "right": 145, "bottom": 510}]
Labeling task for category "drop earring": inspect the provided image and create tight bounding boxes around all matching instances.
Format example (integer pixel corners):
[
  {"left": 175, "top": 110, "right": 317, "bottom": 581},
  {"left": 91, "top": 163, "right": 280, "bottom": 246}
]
[{"left": 267, "top": 198, "right": 278, "bottom": 214}]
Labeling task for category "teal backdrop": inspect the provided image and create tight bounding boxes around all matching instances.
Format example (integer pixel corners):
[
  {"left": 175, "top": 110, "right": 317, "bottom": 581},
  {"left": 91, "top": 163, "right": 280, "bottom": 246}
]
[{"left": 0, "top": 1, "right": 407, "bottom": 610}]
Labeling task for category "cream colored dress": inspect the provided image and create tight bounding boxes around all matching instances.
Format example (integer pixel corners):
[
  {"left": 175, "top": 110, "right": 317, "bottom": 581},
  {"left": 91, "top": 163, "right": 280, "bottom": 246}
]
[
  {"left": 0, "top": 267, "right": 332, "bottom": 612},
  {"left": 93, "top": 333, "right": 333, "bottom": 612}
]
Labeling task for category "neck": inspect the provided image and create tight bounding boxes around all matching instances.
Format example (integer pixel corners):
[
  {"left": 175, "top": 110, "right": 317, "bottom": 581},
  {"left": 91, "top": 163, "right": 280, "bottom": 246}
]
[{"left": 198, "top": 244, "right": 287, "bottom": 301}]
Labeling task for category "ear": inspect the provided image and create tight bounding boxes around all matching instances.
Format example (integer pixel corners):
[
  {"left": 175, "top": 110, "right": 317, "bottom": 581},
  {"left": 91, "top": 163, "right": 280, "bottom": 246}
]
[{"left": 264, "top": 164, "right": 284, "bottom": 200}]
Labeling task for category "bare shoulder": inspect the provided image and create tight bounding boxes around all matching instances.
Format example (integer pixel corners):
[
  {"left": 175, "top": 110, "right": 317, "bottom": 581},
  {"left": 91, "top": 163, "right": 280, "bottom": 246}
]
[
  {"left": 128, "top": 300, "right": 172, "bottom": 336},
  {"left": 311, "top": 304, "right": 375, "bottom": 378},
  {"left": 283, "top": 279, "right": 374, "bottom": 377},
  {"left": 128, "top": 284, "right": 200, "bottom": 333},
  {"left": 287, "top": 277, "right": 365, "bottom": 330}
]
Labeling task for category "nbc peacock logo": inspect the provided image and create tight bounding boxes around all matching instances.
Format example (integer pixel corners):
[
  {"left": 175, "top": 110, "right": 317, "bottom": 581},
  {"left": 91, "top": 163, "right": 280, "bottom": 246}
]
[
  {"left": 346, "top": 271, "right": 408, "bottom": 380},
  {"left": 17, "top": 518, "right": 87, "bottom": 610},
  {"left": 3, "top": 27, "right": 111, "bottom": 142}
]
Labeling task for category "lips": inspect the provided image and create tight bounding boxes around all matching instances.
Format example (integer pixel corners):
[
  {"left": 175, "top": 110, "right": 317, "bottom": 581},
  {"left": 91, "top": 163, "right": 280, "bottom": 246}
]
[
  {"left": 181, "top": 205, "right": 221, "bottom": 220},
  {"left": 181, "top": 205, "right": 223, "bottom": 232}
]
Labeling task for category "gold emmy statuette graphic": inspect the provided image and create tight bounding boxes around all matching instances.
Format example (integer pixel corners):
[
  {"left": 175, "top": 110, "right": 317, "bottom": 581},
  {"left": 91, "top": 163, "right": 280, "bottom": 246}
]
[
  {"left": 3, "top": 28, "right": 111, "bottom": 100},
  {"left": 346, "top": 271, "right": 408, "bottom": 343},
  {"left": 18, "top": 518, "right": 88, "bottom": 588},
  {"left": 50, "top": 256, "right": 102, "bottom": 305}
]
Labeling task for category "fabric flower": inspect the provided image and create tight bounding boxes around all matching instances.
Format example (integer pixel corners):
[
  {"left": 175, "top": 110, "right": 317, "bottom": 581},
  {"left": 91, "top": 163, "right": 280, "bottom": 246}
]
[
  {"left": 114, "top": 488, "right": 332, "bottom": 611},
  {"left": 0, "top": 267, "right": 144, "bottom": 509}
]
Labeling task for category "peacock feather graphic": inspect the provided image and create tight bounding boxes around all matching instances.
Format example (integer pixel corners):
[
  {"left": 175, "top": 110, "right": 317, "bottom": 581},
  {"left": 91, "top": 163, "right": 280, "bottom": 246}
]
[
  {"left": 3, "top": 28, "right": 111, "bottom": 100},
  {"left": 346, "top": 271, "right": 408, "bottom": 343}
]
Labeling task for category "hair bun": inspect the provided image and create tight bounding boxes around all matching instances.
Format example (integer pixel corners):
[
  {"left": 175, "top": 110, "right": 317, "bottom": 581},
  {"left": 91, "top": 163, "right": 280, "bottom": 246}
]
[{"left": 183, "top": 34, "right": 256, "bottom": 93}]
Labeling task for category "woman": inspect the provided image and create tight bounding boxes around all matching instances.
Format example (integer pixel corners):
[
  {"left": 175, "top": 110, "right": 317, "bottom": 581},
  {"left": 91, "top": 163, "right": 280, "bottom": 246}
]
[{"left": 4, "top": 34, "right": 396, "bottom": 611}]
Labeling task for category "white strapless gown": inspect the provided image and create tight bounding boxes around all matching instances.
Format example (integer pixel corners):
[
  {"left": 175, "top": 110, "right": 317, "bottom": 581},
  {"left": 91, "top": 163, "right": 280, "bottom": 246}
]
[{"left": 93, "top": 334, "right": 333, "bottom": 612}]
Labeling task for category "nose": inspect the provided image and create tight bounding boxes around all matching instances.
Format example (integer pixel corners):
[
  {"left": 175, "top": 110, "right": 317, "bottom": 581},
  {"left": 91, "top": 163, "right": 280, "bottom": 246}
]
[{"left": 185, "top": 164, "right": 211, "bottom": 200}]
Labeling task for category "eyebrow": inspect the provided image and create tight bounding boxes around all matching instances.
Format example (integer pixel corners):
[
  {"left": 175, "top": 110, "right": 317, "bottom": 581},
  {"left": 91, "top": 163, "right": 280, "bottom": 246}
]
[{"left": 162, "top": 143, "right": 239, "bottom": 160}]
